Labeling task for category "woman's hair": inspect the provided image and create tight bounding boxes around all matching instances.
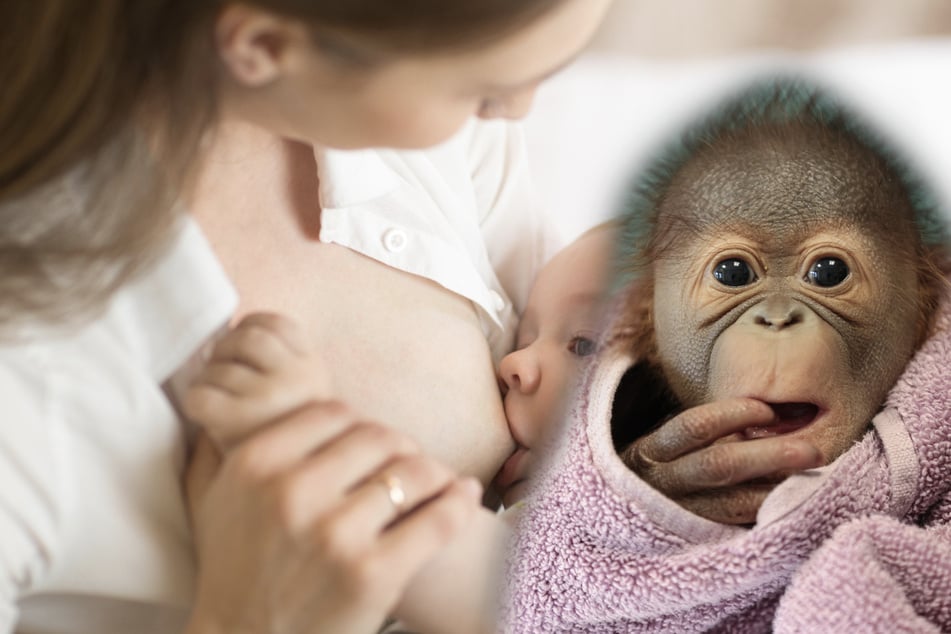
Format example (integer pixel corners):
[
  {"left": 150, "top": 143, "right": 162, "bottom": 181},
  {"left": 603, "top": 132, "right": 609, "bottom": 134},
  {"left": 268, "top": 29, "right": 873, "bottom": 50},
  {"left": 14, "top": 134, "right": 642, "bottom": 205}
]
[
  {"left": 1, "top": 1, "right": 219, "bottom": 335},
  {"left": 276, "top": 1, "right": 570, "bottom": 56},
  {"left": 0, "top": 0, "right": 565, "bottom": 336}
]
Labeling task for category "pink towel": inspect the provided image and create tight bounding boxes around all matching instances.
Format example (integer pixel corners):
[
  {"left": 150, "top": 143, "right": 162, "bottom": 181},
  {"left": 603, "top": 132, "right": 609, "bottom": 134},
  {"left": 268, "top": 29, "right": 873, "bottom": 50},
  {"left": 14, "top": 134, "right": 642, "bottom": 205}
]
[
  {"left": 503, "top": 293, "right": 951, "bottom": 632},
  {"left": 773, "top": 517, "right": 951, "bottom": 632}
]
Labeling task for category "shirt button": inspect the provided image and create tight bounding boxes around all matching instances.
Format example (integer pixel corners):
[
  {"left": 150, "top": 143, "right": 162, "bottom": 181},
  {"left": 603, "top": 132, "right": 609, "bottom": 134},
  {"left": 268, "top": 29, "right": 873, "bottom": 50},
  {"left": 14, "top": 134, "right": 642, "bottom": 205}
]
[
  {"left": 382, "top": 228, "right": 408, "bottom": 253},
  {"left": 489, "top": 290, "right": 506, "bottom": 313}
]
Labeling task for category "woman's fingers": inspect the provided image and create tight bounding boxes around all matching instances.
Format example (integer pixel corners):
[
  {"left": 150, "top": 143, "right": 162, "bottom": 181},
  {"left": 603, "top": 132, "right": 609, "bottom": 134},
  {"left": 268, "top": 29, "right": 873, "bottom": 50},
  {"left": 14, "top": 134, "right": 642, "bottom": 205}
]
[
  {"left": 224, "top": 401, "right": 382, "bottom": 479},
  {"left": 373, "top": 478, "right": 483, "bottom": 584},
  {"left": 260, "top": 423, "right": 424, "bottom": 541},
  {"left": 325, "top": 454, "right": 461, "bottom": 540},
  {"left": 186, "top": 400, "right": 483, "bottom": 634},
  {"left": 219, "top": 402, "right": 476, "bottom": 542}
]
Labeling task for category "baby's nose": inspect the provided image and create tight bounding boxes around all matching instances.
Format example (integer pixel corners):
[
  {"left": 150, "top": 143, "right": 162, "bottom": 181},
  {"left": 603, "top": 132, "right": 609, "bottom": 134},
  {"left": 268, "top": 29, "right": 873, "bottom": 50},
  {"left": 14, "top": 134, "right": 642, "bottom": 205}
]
[{"left": 499, "top": 348, "right": 540, "bottom": 394}]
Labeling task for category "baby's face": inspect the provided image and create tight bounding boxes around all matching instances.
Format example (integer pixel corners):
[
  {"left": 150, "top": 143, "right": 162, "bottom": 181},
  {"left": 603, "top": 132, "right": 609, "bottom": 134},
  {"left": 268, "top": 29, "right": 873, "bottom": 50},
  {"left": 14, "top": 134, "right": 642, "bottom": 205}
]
[{"left": 494, "top": 226, "right": 616, "bottom": 506}]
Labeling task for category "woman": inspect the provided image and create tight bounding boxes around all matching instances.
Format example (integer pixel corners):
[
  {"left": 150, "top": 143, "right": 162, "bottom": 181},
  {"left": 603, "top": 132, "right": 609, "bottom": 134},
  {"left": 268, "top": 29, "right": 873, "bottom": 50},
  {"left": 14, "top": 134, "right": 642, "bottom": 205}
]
[{"left": 0, "top": 1, "right": 612, "bottom": 633}]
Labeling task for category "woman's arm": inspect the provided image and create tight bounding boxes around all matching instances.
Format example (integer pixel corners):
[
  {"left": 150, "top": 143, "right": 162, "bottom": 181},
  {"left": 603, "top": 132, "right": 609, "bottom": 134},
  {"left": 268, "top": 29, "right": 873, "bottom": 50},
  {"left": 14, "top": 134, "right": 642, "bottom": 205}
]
[
  {"left": 183, "top": 407, "right": 483, "bottom": 634},
  {"left": 393, "top": 507, "right": 509, "bottom": 634},
  {"left": 182, "top": 313, "right": 490, "bottom": 633}
]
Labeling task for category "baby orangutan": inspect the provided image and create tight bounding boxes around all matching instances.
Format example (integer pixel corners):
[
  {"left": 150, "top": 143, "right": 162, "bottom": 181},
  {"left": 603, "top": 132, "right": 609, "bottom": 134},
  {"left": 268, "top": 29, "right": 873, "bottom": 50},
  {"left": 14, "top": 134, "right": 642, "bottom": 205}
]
[
  {"left": 504, "top": 76, "right": 951, "bottom": 633},
  {"left": 611, "top": 78, "right": 949, "bottom": 525}
]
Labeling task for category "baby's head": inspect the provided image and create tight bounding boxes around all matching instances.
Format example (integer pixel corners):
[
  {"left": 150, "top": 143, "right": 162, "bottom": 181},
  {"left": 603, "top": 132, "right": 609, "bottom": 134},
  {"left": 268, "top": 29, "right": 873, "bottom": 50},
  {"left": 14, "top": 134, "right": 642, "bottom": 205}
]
[{"left": 494, "top": 222, "right": 618, "bottom": 506}]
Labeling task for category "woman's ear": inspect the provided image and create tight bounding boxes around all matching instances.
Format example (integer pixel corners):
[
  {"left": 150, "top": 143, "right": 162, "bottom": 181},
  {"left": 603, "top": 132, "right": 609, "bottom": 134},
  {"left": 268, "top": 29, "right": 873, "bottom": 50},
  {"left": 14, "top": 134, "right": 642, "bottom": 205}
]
[{"left": 214, "top": 4, "right": 300, "bottom": 87}]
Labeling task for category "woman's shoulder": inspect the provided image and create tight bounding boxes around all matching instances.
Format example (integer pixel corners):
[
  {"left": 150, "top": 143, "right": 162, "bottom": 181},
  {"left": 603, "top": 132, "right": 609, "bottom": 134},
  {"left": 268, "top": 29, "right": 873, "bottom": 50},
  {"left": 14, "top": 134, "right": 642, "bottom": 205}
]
[{"left": 0, "top": 342, "right": 54, "bottom": 410}]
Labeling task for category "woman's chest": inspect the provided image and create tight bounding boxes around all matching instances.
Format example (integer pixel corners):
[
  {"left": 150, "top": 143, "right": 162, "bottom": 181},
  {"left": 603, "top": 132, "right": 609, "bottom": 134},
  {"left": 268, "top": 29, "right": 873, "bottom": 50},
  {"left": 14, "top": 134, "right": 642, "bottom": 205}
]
[{"left": 209, "top": 220, "right": 514, "bottom": 484}]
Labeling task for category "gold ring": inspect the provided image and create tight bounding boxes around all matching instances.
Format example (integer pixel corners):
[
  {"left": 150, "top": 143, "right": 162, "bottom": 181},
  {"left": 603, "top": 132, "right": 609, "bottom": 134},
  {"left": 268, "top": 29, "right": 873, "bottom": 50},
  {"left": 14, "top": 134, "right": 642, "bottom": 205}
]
[{"left": 377, "top": 474, "right": 406, "bottom": 513}]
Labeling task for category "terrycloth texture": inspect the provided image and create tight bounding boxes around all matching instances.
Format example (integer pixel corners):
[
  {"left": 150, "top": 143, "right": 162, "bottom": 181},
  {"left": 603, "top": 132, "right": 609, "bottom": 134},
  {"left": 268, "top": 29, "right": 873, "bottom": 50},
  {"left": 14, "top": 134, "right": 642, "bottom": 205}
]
[
  {"left": 504, "top": 296, "right": 951, "bottom": 632},
  {"left": 773, "top": 517, "right": 951, "bottom": 632}
]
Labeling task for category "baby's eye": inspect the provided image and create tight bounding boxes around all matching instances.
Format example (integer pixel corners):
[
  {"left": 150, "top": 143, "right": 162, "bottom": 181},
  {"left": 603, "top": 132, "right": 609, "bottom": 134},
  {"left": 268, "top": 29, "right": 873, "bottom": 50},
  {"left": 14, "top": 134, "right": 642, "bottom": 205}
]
[
  {"left": 808, "top": 257, "right": 850, "bottom": 287},
  {"left": 713, "top": 258, "right": 755, "bottom": 287},
  {"left": 568, "top": 336, "right": 597, "bottom": 357}
]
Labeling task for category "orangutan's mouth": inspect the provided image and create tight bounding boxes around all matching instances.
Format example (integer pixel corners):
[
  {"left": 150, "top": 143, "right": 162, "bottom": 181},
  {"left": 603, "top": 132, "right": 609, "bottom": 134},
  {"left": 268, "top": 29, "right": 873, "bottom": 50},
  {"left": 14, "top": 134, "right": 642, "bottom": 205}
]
[{"left": 743, "top": 402, "right": 820, "bottom": 438}]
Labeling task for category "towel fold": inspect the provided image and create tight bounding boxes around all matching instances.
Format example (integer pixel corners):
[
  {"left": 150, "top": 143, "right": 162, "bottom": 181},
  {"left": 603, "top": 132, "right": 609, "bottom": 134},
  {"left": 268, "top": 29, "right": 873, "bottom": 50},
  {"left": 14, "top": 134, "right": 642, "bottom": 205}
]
[{"left": 774, "top": 516, "right": 951, "bottom": 633}]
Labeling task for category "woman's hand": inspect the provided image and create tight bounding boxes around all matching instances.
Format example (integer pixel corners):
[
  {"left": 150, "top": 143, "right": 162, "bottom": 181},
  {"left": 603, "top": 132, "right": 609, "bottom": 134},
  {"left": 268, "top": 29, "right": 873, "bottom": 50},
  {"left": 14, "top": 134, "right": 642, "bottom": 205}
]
[
  {"left": 184, "top": 401, "right": 483, "bottom": 634},
  {"left": 619, "top": 398, "right": 822, "bottom": 524}
]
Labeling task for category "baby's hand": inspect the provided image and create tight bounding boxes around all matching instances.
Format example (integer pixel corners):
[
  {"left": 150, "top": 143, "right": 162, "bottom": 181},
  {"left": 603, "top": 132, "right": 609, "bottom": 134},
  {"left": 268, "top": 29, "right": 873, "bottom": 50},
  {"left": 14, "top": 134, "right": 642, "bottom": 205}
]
[
  {"left": 619, "top": 398, "right": 822, "bottom": 524},
  {"left": 183, "top": 312, "right": 333, "bottom": 450}
]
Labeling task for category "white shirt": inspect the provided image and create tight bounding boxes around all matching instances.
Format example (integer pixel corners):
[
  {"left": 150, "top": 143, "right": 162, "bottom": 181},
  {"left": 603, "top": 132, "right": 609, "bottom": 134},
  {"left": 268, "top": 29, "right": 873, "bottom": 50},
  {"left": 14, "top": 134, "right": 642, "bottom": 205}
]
[
  {"left": 0, "top": 119, "right": 548, "bottom": 632},
  {"left": 318, "top": 119, "right": 553, "bottom": 363},
  {"left": 0, "top": 219, "right": 237, "bottom": 633}
]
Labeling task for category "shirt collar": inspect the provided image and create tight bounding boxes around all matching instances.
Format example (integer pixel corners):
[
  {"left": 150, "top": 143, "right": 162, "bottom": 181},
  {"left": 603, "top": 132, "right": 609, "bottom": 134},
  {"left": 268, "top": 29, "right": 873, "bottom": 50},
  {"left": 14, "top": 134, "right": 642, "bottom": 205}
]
[
  {"left": 314, "top": 146, "right": 403, "bottom": 209},
  {"left": 107, "top": 217, "right": 238, "bottom": 382}
]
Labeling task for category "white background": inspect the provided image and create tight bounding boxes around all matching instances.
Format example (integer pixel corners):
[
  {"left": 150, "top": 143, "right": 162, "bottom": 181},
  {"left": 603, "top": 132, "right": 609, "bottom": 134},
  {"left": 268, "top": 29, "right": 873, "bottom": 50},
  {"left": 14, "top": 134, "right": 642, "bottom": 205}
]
[{"left": 523, "top": 39, "right": 951, "bottom": 244}]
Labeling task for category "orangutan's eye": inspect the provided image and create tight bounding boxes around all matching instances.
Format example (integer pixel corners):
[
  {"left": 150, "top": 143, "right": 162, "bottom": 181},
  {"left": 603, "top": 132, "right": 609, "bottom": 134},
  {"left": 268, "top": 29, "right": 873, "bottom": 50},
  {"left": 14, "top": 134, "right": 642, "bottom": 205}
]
[
  {"left": 713, "top": 258, "right": 755, "bottom": 287},
  {"left": 808, "top": 257, "right": 850, "bottom": 287}
]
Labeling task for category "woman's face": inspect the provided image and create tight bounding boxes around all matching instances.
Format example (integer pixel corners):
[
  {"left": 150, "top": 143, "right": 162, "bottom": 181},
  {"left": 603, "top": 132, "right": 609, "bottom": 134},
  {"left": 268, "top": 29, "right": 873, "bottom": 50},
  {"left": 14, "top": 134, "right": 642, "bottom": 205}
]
[{"left": 223, "top": 0, "right": 613, "bottom": 149}]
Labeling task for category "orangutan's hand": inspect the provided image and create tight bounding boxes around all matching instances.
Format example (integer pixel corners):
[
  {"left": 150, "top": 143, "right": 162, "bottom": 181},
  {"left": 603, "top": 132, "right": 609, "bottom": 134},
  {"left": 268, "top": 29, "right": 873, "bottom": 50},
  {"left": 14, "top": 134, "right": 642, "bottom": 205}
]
[{"left": 619, "top": 398, "right": 823, "bottom": 524}]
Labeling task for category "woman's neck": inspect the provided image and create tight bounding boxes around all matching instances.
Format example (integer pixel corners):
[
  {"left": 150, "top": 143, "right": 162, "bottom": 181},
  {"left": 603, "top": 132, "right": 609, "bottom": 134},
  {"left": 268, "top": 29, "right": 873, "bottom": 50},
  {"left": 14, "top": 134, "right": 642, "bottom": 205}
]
[{"left": 189, "top": 120, "right": 321, "bottom": 239}]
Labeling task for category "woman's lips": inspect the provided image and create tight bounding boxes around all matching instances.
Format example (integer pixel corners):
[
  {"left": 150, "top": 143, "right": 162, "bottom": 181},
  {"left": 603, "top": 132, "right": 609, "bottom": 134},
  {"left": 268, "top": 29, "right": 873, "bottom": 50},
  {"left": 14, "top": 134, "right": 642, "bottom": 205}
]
[
  {"left": 742, "top": 402, "right": 822, "bottom": 439},
  {"left": 493, "top": 446, "right": 529, "bottom": 492}
]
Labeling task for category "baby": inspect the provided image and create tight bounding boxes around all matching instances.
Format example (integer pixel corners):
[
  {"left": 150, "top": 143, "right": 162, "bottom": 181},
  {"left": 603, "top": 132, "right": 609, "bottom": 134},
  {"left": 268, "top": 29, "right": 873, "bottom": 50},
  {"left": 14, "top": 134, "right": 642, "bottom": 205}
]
[{"left": 492, "top": 222, "right": 617, "bottom": 507}]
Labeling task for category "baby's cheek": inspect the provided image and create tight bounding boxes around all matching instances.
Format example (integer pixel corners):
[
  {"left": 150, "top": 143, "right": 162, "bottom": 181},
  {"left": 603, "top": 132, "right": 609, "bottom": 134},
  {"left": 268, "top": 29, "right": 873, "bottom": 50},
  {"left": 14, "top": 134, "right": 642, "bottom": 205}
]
[{"left": 540, "top": 365, "right": 581, "bottom": 439}]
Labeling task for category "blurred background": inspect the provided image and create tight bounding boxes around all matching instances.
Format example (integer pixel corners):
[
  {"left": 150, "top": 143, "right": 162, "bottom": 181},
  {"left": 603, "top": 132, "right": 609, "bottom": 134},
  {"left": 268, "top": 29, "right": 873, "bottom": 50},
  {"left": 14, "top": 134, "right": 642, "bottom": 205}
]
[
  {"left": 524, "top": 0, "right": 951, "bottom": 241},
  {"left": 592, "top": 0, "right": 951, "bottom": 57}
]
